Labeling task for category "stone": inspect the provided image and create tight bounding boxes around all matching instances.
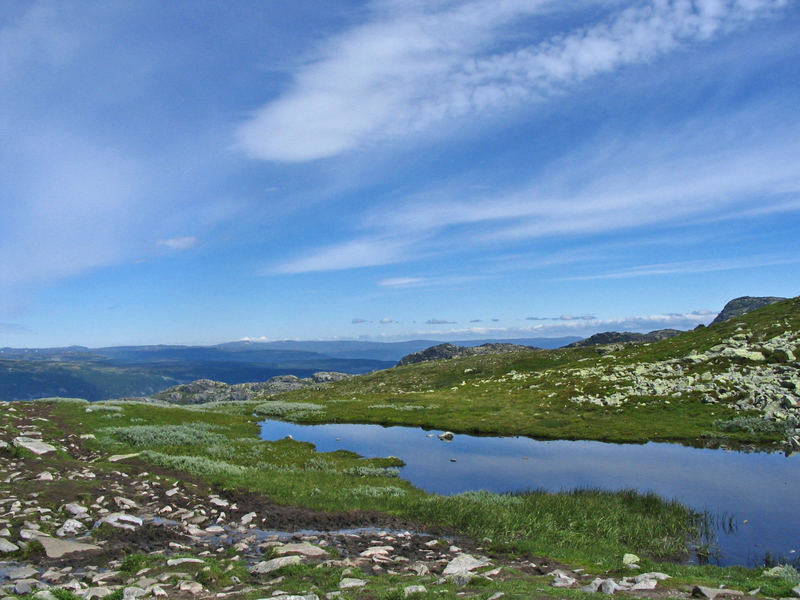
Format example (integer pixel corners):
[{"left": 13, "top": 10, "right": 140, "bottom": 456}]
[
  {"left": 551, "top": 574, "right": 577, "bottom": 588},
  {"left": 339, "top": 578, "right": 367, "bottom": 589},
  {"left": 692, "top": 585, "right": 745, "bottom": 599},
  {"left": 15, "top": 581, "right": 34, "bottom": 595},
  {"left": 442, "top": 553, "right": 490, "bottom": 575},
  {"left": 792, "top": 584, "right": 800, "bottom": 598},
  {"left": 241, "top": 511, "right": 257, "bottom": 525},
  {"left": 13, "top": 436, "right": 56, "bottom": 455},
  {"left": 601, "top": 578, "right": 622, "bottom": 594},
  {"left": 404, "top": 585, "right": 427, "bottom": 597},
  {"left": 9, "top": 565, "right": 39, "bottom": 579},
  {"left": 108, "top": 453, "right": 141, "bottom": 463},
  {"left": 0, "top": 538, "right": 19, "bottom": 552},
  {"left": 36, "top": 471, "right": 54, "bottom": 481},
  {"left": 275, "top": 542, "right": 328, "bottom": 557},
  {"left": 167, "top": 557, "right": 205, "bottom": 566},
  {"left": 122, "top": 587, "right": 146, "bottom": 600},
  {"left": 65, "top": 502, "right": 89, "bottom": 516},
  {"left": 622, "top": 553, "right": 640, "bottom": 566},
  {"left": 35, "top": 535, "right": 101, "bottom": 558},
  {"left": 631, "top": 579, "right": 659, "bottom": 591},
  {"left": 99, "top": 512, "right": 143, "bottom": 530},
  {"left": 248, "top": 555, "right": 301, "bottom": 574},
  {"left": 178, "top": 581, "right": 204, "bottom": 595},
  {"left": 359, "top": 545, "right": 393, "bottom": 558},
  {"left": 270, "top": 595, "right": 319, "bottom": 600},
  {"left": 634, "top": 572, "right": 671, "bottom": 583},
  {"left": 56, "top": 518, "right": 86, "bottom": 537},
  {"left": 151, "top": 586, "right": 168, "bottom": 598},
  {"left": 83, "top": 588, "right": 113, "bottom": 599}
]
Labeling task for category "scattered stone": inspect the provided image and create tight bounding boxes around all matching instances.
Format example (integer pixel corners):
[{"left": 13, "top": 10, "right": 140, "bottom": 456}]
[
  {"left": 32, "top": 591, "right": 58, "bottom": 600},
  {"left": 551, "top": 573, "right": 577, "bottom": 588},
  {"left": 178, "top": 581, "right": 204, "bottom": 595},
  {"left": 13, "top": 436, "right": 56, "bottom": 455},
  {"left": 792, "top": 584, "right": 800, "bottom": 598},
  {"left": 8, "top": 565, "right": 39, "bottom": 580},
  {"left": 108, "top": 453, "right": 141, "bottom": 463},
  {"left": 248, "top": 555, "right": 302, "bottom": 575},
  {"left": 0, "top": 538, "right": 19, "bottom": 552},
  {"left": 167, "top": 557, "right": 205, "bottom": 566},
  {"left": 36, "top": 471, "right": 54, "bottom": 481},
  {"left": 122, "top": 587, "right": 146, "bottom": 599},
  {"left": 83, "top": 587, "right": 113, "bottom": 599},
  {"left": 56, "top": 518, "right": 86, "bottom": 537},
  {"left": 692, "top": 585, "right": 745, "bottom": 599},
  {"left": 276, "top": 542, "right": 328, "bottom": 557},
  {"left": 35, "top": 535, "right": 101, "bottom": 558},
  {"left": 99, "top": 512, "right": 143, "bottom": 530},
  {"left": 339, "top": 578, "right": 367, "bottom": 589},
  {"left": 438, "top": 431, "right": 454, "bottom": 441},
  {"left": 241, "top": 511, "right": 257, "bottom": 525},
  {"left": 65, "top": 502, "right": 89, "bottom": 516},
  {"left": 443, "top": 553, "right": 490, "bottom": 575},
  {"left": 404, "top": 585, "right": 427, "bottom": 597},
  {"left": 359, "top": 545, "right": 393, "bottom": 558},
  {"left": 622, "top": 553, "right": 640, "bottom": 566}
]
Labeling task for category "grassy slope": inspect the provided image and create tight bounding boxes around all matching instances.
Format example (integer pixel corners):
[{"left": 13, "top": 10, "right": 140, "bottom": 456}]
[{"left": 274, "top": 297, "right": 800, "bottom": 449}]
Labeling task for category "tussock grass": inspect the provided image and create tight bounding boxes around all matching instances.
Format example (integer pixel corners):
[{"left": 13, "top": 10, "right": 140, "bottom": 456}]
[{"left": 102, "top": 422, "right": 227, "bottom": 447}]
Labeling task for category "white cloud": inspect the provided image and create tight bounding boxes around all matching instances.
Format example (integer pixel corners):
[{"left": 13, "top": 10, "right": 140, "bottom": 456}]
[
  {"left": 378, "top": 277, "right": 426, "bottom": 288},
  {"left": 236, "top": 0, "right": 787, "bottom": 162},
  {"left": 351, "top": 317, "right": 370, "bottom": 324},
  {"left": 561, "top": 255, "right": 800, "bottom": 281},
  {"left": 426, "top": 318, "right": 456, "bottom": 325},
  {"left": 270, "top": 236, "right": 422, "bottom": 274},
  {"left": 157, "top": 236, "right": 198, "bottom": 251},
  {"left": 379, "top": 317, "right": 394, "bottom": 324}
]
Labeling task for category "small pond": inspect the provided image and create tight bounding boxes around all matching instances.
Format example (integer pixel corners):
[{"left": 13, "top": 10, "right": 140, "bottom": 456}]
[{"left": 260, "top": 419, "right": 800, "bottom": 567}]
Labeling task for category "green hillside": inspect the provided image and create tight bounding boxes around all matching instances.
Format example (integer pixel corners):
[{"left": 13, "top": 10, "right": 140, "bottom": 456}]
[{"left": 272, "top": 297, "right": 800, "bottom": 450}]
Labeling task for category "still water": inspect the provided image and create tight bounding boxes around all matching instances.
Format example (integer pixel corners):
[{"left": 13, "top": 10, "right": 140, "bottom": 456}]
[{"left": 260, "top": 419, "right": 800, "bottom": 566}]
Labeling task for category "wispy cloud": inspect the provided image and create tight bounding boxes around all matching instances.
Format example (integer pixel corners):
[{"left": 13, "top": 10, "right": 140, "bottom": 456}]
[
  {"left": 157, "top": 236, "right": 198, "bottom": 251},
  {"left": 379, "top": 317, "right": 394, "bottom": 324},
  {"left": 351, "top": 317, "right": 370, "bottom": 324},
  {"left": 237, "top": 0, "right": 787, "bottom": 162},
  {"left": 426, "top": 318, "right": 456, "bottom": 325},
  {"left": 561, "top": 255, "right": 800, "bottom": 281},
  {"left": 378, "top": 277, "right": 426, "bottom": 288}
]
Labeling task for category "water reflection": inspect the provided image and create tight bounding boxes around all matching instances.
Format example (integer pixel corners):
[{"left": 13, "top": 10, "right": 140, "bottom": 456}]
[{"left": 259, "top": 419, "right": 800, "bottom": 567}]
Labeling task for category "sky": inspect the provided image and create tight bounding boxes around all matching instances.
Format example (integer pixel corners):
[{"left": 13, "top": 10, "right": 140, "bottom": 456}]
[{"left": 1, "top": 0, "right": 799, "bottom": 348}]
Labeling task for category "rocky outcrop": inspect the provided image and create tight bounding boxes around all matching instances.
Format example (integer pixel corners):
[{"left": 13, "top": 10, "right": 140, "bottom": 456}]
[
  {"left": 710, "top": 296, "right": 786, "bottom": 325},
  {"left": 397, "top": 343, "right": 533, "bottom": 367},
  {"left": 568, "top": 329, "right": 683, "bottom": 348},
  {"left": 153, "top": 372, "right": 350, "bottom": 404}
]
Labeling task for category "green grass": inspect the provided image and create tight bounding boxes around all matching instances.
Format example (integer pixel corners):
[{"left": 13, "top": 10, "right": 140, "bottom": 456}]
[{"left": 267, "top": 297, "right": 800, "bottom": 449}]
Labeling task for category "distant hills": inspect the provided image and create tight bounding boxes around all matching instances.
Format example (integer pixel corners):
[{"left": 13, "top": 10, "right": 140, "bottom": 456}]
[
  {"left": 0, "top": 336, "right": 579, "bottom": 402},
  {"left": 0, "top": 296, "right": 786, "bottom": 402}
]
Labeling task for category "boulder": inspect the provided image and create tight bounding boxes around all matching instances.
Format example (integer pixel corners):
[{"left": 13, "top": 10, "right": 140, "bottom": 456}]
[
  {"left": 35, "top": 535, "right": 101, "bottom": 558},
  {"left": 249, "top": 555, "right": 301, "bottom": 574},
  {"left": 13, "top": 436, "right": 56, "bottom": 455},
  {"left": 443, "top": 553, "right": 490, "bottom": 575}
]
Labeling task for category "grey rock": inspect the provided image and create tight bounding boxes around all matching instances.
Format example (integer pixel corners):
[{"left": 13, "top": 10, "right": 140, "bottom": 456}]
[
  {"left": 56, "top": 518, "right": 85, "bottom": 537},
  {"left": 98, "top": 512, "right": 142, "bottom": 530},
  {"left": 442, "top": 553, "right": 490, "bottom": 575},
  {"left": 711, "top": 296, "right": 786, "bottom": 325},
  {"left": 14, "top": 580, "right": 34, "bottom": 595},
  {"left": 65, "top": 502, "right": 89, "bottom": 516},
  {"left": 601, "top": 578, "right": 622, "bottom": 594},
  {"left": 248, "top": 555, "right": 301, "bottom": 574},
  {"left": 122, "top": 587, "right": 146, "bottom": 600},
  {"left": 275, "top": 542, "right": 328, "bottom": 557},
  {"left": 8, "top": 566, "right": 39, "bottom": 579},
  {"left": 82, "top": 588, "right": 114, "bottom": 599},
  {"left": 551, "top": 574, "right": 577, "bottom": 588},
  {"left": 12, "top": 436, "right": 56, "bottom": 455},
  {"left": 339, "top": 578, "right": 367, "bottom": 589},
  {"left": 0, "top": 538, "right": 19, "bottom": 552},
  {"left": 404, "top": 586, "right": 427, "bottom": 597},
  {"left": 270, "top": 595, "right": 319, "bottom": 600},
  {"left": 32, "top": 592, "right": 59, "bottom": 600},
  {"left": 792, "top": 584, "right": 800, "bottom": 598},
  {"left": 35, "top": 535, "right": 101, "bottom": 558},
  {"left": 167, "top": 557, "right": 204, "bottom": 566},
  {"left": 398, "top": 343, "right": 533, "bottom": 366},
  {"left": 692, "top": 585, "right": 745, "bottom": 599}
]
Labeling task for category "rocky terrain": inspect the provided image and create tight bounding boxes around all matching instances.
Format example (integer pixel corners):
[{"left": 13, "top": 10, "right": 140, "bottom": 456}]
[
  {"left": 151, "top": 373, "right": 350, "bottom": 405},
  {"left": 397, "top": 344, "right": 533, "bottom": 367},
  {"left": 567, "top": 329, "right": 684, "bottom": 348},
  {"left": 710, "top": 297, "right": 787, "bottom": 325},
  {"left": 3, "top": 402, "right": 799, "bottom": 600}
]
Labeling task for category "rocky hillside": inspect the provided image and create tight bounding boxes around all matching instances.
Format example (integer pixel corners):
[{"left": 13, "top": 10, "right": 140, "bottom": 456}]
[
  {"left": 567, "top": 329, "right": 684, "bottom": 348},
  {"left": 711, "top": 296, "right": 787, "bottom": 325},
  {"left": 397, "top": 342, "right": 534, "bottom": 366},
  {"left": 152, "top": 372, "right": 350, "bottom": 404}
]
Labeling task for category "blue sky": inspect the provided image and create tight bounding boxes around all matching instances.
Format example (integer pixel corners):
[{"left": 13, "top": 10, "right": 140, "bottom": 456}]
[{"left": 1, "top": 0, "right": 799, "bottom": 347}]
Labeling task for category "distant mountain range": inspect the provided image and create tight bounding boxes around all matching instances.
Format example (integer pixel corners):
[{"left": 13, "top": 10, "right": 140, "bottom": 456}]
[{"left": 0, "top": 336, "right": 580, "bottom": 402}]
